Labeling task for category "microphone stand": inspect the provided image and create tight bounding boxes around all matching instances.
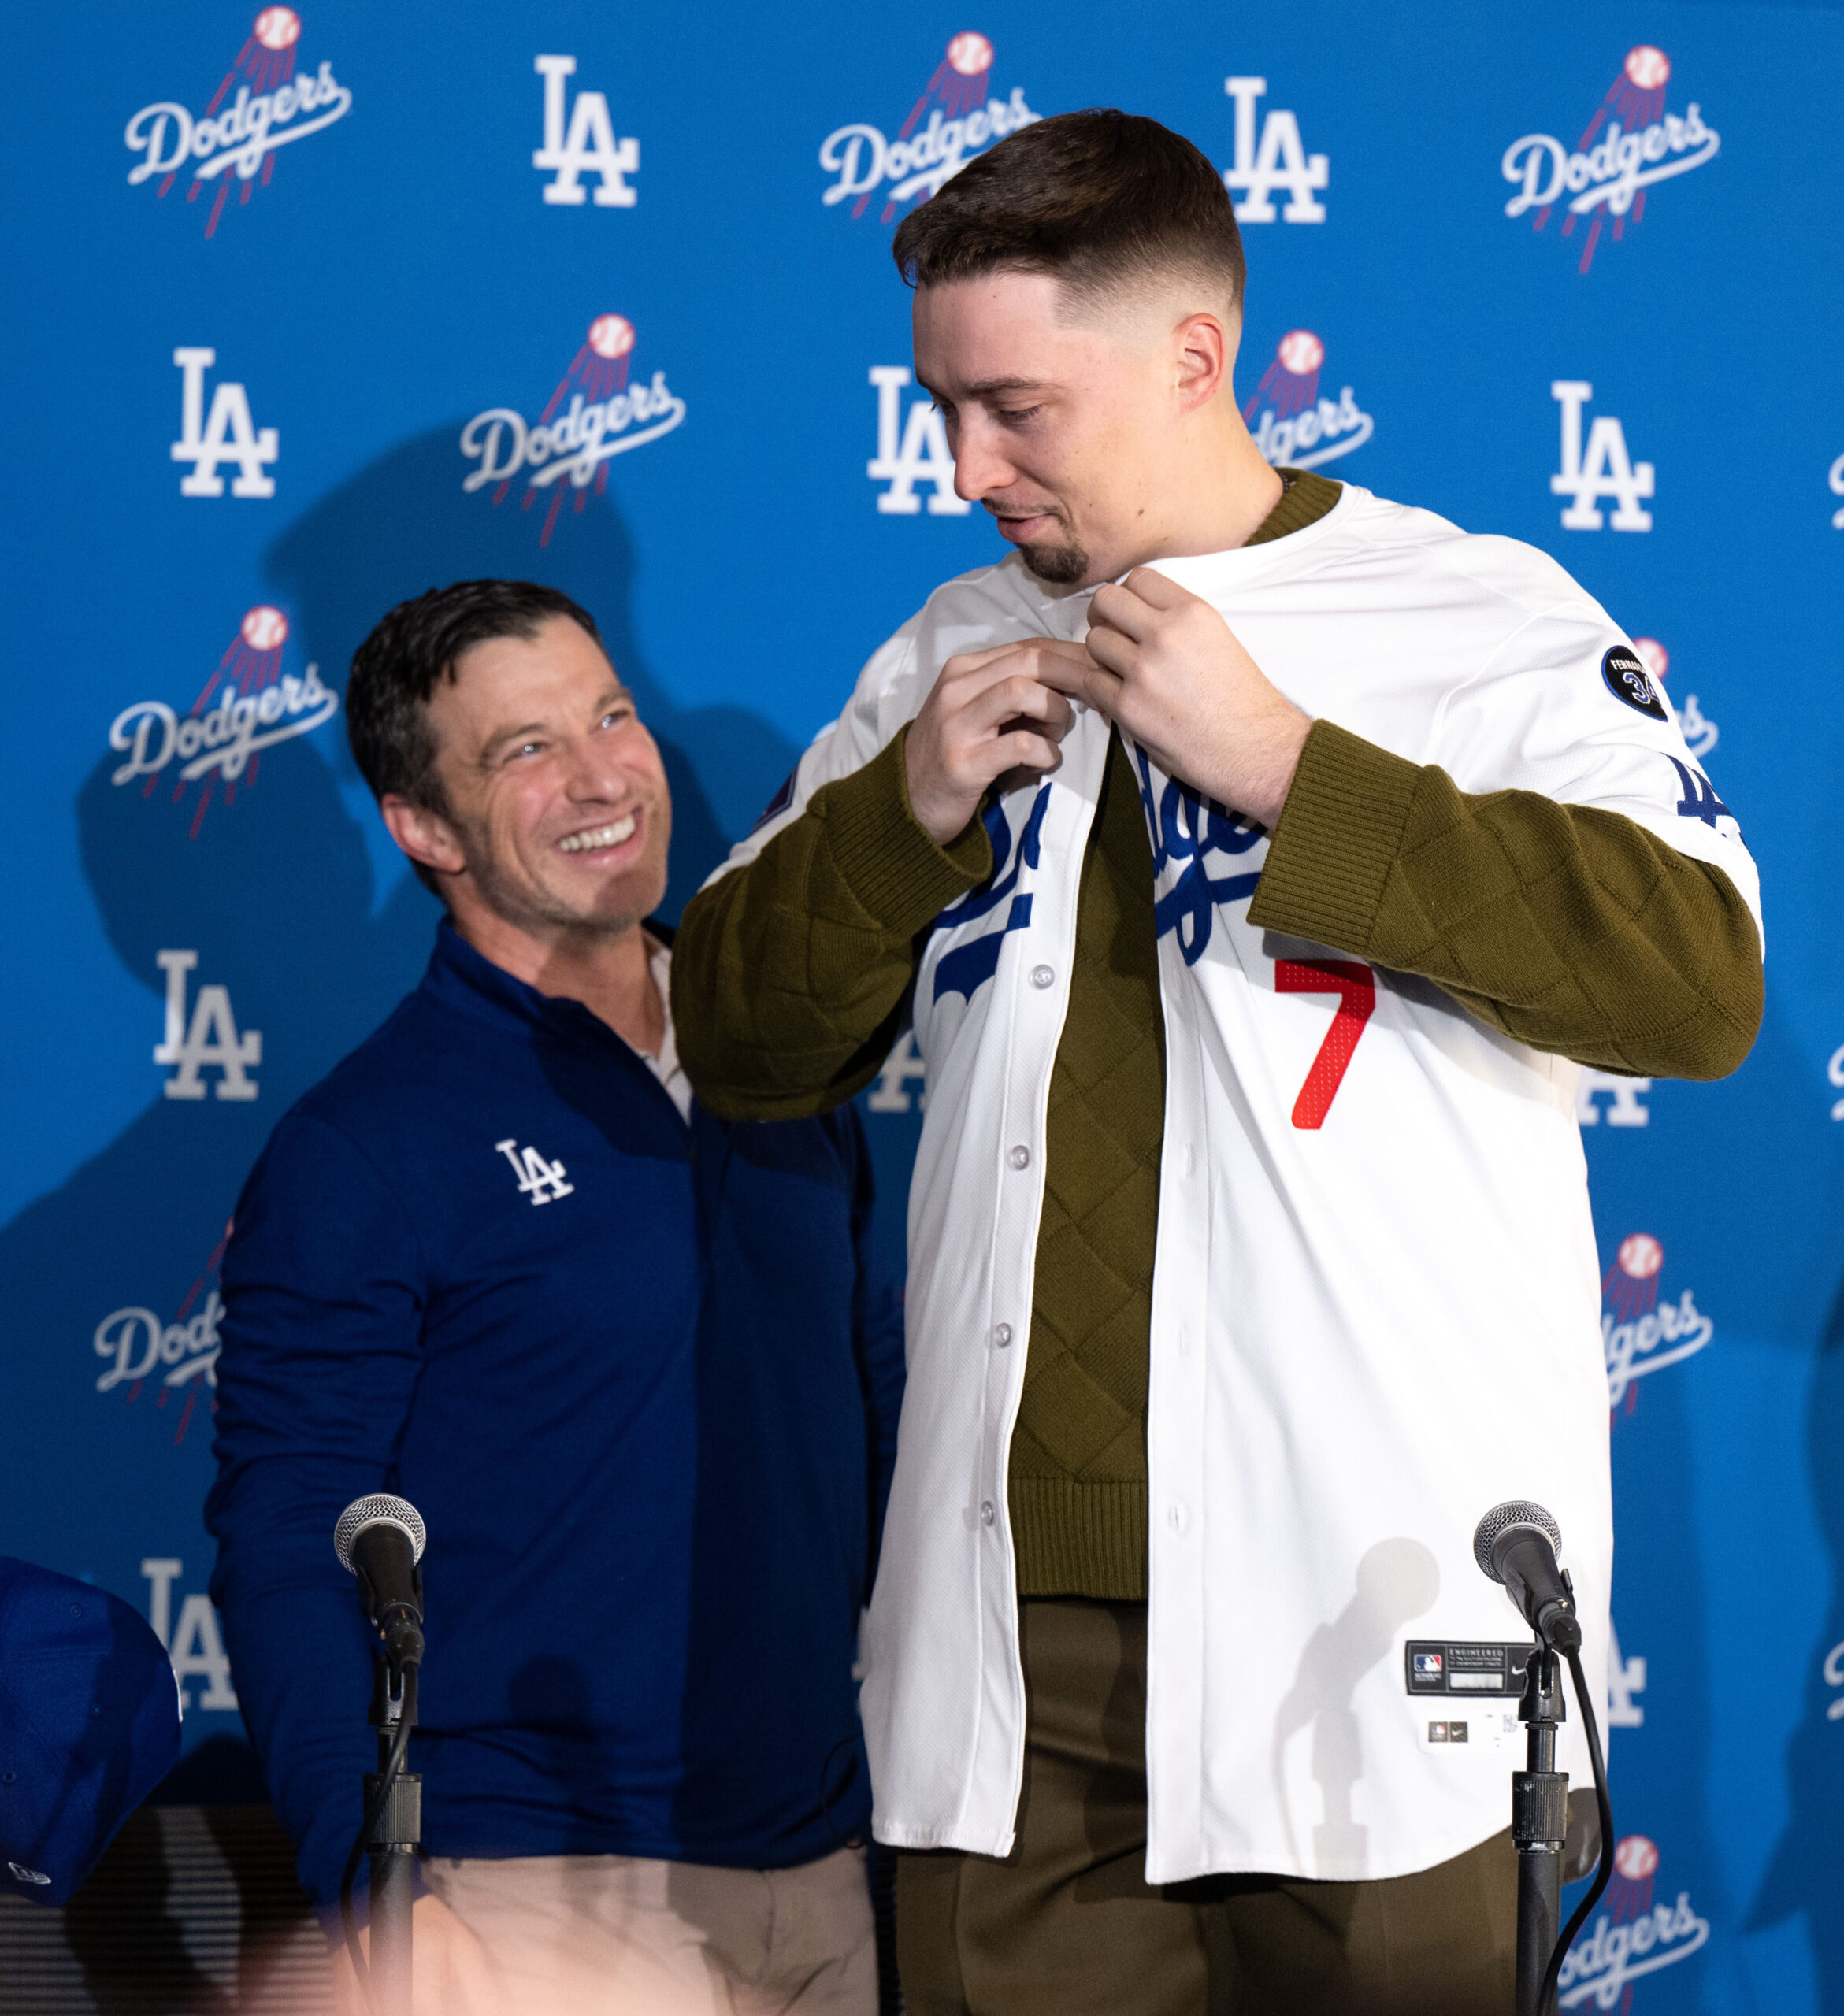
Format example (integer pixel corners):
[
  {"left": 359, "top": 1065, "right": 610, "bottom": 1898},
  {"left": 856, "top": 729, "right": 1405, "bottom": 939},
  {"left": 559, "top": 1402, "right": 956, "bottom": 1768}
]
[
  {"left": 1512, "top": 1645, "right": 1568, "bottom": 2016},
  {"left": 365, "top": 1651, "right": 421, "bottom": 2016},
  {"left": 339, "top": 1589, "right": 424, "bottom": 2016}
]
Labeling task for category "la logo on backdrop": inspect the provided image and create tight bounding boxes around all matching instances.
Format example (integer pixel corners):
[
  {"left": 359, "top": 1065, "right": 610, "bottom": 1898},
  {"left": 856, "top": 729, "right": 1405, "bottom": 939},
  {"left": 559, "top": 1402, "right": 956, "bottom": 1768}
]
[
  {"left": 818, "top": 32, "right": 1041, "bottom": 221},
  {"left": 141, "top": 1558, "right": 237, "bottom": 1713},
  {"left": 1501, "top": 46, "right": 1719, "bottom": 273},
  {"left": 1220, "top": 76, "right": 1329, "bottom": 224},
  {"left": 1241, "top": 331, "right": 1374, "bottom": 471},
  {"left": 123, "top": 7, "right": 353, "bottom": 238},
  {"left": 461, "top": 315, "right": 688, "bottom": 547}
]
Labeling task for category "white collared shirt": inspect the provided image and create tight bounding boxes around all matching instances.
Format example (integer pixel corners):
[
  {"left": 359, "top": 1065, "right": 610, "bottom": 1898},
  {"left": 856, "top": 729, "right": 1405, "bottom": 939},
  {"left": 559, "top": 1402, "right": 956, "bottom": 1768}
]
[{"left": 636, "top": 939, "right": 693, "bottom": 1123}]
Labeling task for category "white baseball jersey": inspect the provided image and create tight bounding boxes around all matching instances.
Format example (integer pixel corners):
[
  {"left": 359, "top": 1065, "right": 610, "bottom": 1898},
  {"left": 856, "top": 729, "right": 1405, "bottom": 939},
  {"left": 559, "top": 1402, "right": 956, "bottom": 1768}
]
[{"left": 708, "top": 482, "right": 1761, "bottom": 1884}]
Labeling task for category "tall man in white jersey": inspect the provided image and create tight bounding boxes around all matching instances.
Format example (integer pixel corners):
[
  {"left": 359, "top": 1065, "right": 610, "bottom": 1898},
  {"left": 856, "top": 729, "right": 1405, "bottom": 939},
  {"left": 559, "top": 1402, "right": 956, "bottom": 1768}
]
[{"left": 670, "top": 112, "right": 1762, "bottom": 2013}]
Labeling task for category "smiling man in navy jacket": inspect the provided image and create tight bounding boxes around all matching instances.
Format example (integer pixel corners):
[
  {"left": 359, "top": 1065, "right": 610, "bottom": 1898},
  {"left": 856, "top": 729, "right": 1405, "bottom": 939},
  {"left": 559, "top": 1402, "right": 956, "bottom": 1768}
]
[{"left": 206, "top": 580, "right": 903, "bottom": 2016}]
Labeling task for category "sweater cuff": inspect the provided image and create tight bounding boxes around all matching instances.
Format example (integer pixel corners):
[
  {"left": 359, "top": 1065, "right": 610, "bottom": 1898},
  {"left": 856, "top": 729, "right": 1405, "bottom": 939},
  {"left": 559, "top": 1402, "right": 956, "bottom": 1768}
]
[
  {"left": 811, "top": 725, "right": 993, "bottom": 936},
  {"left": 1247, "top": 719, "right": 1422, "bottom": 954}
]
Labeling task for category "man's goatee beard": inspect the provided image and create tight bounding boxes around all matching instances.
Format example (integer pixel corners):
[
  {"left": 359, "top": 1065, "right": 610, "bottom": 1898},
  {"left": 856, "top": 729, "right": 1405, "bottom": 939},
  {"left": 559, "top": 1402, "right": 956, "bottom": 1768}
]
[{"left": 1018, "top": 538, "right": 1090, "bottom": 586}]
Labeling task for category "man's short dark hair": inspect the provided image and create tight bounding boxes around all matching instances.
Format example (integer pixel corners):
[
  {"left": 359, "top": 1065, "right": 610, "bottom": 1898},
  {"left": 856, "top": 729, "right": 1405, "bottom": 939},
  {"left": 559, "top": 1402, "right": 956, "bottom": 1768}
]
[
  {"left": 891, "top": 109, "right": 1245, "bottom": 318},
  {"left": 346, "top": 579, "right": 604, "bottom": 810},
  {"left": 346, "top": 580, "right": 604, "bottom": 893}
]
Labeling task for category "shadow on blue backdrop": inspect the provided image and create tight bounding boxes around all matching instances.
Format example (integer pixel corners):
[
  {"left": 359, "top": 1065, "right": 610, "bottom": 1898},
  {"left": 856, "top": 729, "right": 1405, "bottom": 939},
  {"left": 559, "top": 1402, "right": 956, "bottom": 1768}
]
[
  {"left": 1, "top": 439, "right": 803, "bottom": 1803},
  {"left": 265, "top": 424, "right": 800, "bottom": 925},
  {"left": 1747, "top": 1266, "right": 1844, "bottom": 2014},
  {"left": 0, "top": 739, "right": 438, "bottom": 1796}
]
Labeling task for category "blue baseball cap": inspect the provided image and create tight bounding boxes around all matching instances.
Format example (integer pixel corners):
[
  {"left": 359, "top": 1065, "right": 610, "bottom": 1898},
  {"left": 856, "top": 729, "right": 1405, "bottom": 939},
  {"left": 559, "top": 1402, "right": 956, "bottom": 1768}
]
[{"left": 0, "top": 1558, "right": 182, "bottom": 1906}]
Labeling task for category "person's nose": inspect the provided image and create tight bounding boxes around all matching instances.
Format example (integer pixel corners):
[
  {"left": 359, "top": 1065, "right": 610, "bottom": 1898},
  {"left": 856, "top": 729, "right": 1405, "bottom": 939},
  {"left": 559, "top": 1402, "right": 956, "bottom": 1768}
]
[
  {"left": 561, "top": 732, "right": 634, "bottom": 806},
  {"left": 949, "top": 413, "right": 1017, "bottom": 505}
]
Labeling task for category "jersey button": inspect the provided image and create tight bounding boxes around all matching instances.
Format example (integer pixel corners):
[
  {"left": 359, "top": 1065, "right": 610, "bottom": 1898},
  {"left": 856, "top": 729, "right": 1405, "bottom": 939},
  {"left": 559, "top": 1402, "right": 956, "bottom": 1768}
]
[
  {"left": 980, "top": 1500, "right": 996, "bottom": 1526},
  {"left": 1008, "top": 1145, "right": 1031, "bottom": 1171},
  {"left": 1030, "top": 964, "right": 1056, "bottom": 989},
  {"left": 992, "top": 1323, "right": 1013, "bottom": 1348}
]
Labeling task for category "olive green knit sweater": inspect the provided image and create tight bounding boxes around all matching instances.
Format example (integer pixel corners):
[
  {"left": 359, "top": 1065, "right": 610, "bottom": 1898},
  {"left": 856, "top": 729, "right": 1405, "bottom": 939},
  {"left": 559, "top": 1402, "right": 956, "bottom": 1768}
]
[{"left": 670, "top": 472, "right": 1763, "bottom": 1599}]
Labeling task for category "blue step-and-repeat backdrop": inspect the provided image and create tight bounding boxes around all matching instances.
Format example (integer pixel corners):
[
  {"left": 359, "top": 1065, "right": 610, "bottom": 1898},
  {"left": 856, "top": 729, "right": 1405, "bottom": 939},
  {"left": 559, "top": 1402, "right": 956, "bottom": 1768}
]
[{"left": 3, "top": 5, "right": 1842, "bottom": 2008}]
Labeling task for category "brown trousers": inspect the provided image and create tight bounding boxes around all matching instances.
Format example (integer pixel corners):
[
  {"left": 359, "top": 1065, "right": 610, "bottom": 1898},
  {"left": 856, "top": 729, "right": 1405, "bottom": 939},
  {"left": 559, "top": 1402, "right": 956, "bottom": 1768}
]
[{"left": 897, "top": 1602, "right": 1516, "bottom": 2016}]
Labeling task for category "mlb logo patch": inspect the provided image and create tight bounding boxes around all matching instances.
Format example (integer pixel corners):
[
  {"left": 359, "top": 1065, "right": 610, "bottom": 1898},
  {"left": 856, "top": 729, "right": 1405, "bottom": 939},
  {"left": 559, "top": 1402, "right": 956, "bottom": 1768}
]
[
  {"left": 1413, "top": 1651, "right": 1444, "bottom": 1680},
  {"left": 1428, "top": 1721, "right": 1449, "bottom": 1743}
]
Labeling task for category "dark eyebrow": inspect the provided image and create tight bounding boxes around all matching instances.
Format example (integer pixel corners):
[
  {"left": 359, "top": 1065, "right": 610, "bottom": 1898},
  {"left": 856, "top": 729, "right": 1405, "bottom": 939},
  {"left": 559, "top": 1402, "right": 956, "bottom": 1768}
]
[
  {"left": 477, "top": 685, "right": 630, "bottom": 765},
  {"left": 916, "top": 375, "right": 1056, "bottom": 402},
  {"left": 477, "top": 721, "right": 548, "bottom": 765}
]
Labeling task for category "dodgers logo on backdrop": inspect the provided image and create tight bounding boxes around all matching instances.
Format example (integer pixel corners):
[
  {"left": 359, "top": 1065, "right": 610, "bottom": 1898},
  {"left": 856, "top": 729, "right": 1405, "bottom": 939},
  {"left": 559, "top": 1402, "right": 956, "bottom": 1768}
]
[
  {"left": 461, "top": 314, "right": 687, "bottom": 547},
  {"left": 109, "top": 606, "right": 336, "bottom": 836},
  {"left": 123, "top": 8, "right": 352, "bottom": 239},
  {"left": 1631, "top": 637, "right": 1717, "bottom": 757},
  {"left": 95, "top": 1223, "right": 234, "bottom": 1452},
  {"left": 1501, "top": 46, "right": 1718, "bottom": 274},
  {"left": 1241, "top": 331, "right": 1373, "bottom": 471},
  {"left": 1556, "top": 1834, "right": 1709, "bottom": 2008},
  {"left": 818, "top": 32, "right": 1041, "bottom": 223},
  {"left": 95, "top": 1295, "right": 224, "bottom": 1398},
  {"left": 1601, "top": 1232, "right": 1714, "bottom": 1416}
]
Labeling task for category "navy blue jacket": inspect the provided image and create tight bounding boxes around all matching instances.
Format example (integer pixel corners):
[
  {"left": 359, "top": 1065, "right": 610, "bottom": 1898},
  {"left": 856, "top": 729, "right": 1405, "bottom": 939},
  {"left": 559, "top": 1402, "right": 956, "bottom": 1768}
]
[{"left": 206, "top": 922, "right": 904, "bottom": 1906}]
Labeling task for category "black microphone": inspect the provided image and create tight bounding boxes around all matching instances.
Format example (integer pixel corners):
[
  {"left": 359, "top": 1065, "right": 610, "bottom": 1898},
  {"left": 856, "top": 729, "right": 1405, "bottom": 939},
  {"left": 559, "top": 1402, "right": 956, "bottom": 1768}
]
[
  {"left": 334, "top": 1493, "right": 426, "bottom": 1666},
  {"left": 1472, "top": 1499, "right": 1581, "bottom": 1652}
]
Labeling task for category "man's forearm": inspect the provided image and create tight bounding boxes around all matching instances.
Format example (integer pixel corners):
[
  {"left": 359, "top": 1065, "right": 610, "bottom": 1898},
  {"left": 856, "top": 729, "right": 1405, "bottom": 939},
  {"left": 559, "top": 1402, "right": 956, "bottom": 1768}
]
[
  {"left": 1249, "top": 720, "right": 1763, "bottom": 1080},
  {"left": 217, "top": 1576, "right": 380, "bottom": 1906},
  {"left": 672, "top": 730, "right": 993, "bottom": 1120}
]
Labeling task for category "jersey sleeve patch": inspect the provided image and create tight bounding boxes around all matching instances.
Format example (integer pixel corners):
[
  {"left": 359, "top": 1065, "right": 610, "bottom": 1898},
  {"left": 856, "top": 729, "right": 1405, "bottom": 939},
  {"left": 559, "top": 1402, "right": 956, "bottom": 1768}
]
[{"left": 1601, "top": 645, "right": 1668, "bottom": 721}]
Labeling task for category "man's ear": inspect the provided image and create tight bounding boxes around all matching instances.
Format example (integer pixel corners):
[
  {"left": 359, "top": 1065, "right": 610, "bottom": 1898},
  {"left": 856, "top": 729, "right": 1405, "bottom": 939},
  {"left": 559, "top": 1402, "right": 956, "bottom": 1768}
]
[
  {"left": 380, "top": 794, "right": 467, "bottom": 881},
  {"left": 1174, "top": 309, "right": 1233, "bottom": 411}
]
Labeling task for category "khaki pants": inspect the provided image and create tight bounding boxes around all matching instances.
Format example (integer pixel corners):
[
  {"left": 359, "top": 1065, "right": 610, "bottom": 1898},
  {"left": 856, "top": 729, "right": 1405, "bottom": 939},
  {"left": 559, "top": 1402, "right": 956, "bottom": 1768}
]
[
  {"left": 898, "top": 1601, "right": 1516, "bottom": 2016},
  {"left": 421, "top": 1844, "right": 877, "bottom": 2016}
]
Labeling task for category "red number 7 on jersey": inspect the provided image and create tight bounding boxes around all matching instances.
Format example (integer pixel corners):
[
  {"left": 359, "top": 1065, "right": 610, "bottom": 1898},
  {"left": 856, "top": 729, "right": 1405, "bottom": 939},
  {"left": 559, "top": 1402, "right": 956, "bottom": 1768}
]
[{"left": 1274, "top": 959, "right": 1375, "bottom": 1129}]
